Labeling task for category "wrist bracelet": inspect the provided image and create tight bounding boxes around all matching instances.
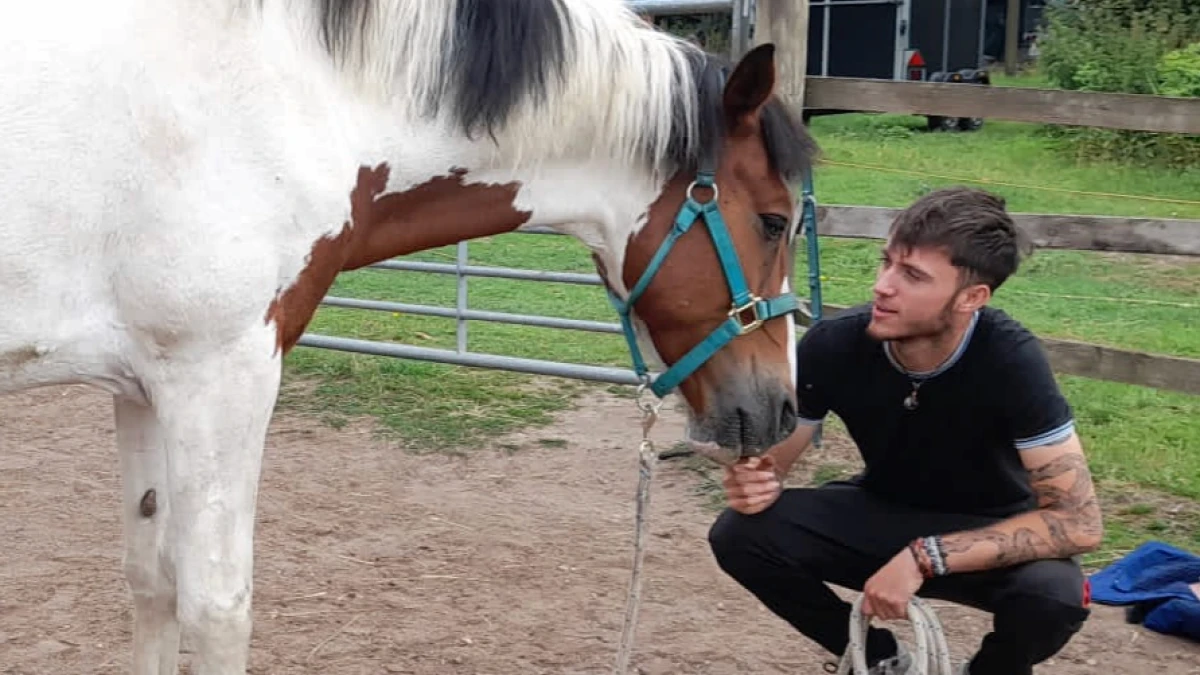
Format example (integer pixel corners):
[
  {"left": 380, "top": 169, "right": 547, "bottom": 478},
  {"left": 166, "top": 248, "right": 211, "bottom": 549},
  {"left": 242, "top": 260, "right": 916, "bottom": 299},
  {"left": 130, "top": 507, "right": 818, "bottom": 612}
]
[
  {"left": 920, "top": 535, "right": 949, "bottom": 577},
  {"left": 907, "top": 539, "right": 934, "bottom": 579}
]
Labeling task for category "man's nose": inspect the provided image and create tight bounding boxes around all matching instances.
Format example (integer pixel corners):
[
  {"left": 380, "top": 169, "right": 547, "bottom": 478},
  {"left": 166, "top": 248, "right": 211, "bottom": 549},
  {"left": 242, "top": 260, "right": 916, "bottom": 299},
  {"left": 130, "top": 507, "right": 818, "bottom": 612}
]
[{"left": 873, "top": 273, "right": 896, "bottom": 297}]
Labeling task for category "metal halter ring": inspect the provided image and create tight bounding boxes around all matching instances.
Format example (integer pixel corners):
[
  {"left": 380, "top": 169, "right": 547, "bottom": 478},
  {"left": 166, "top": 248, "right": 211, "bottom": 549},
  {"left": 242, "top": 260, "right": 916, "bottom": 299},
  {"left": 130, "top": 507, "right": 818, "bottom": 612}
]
[{"left": 685, "top": 179, "right": 719, "bottom": 204}]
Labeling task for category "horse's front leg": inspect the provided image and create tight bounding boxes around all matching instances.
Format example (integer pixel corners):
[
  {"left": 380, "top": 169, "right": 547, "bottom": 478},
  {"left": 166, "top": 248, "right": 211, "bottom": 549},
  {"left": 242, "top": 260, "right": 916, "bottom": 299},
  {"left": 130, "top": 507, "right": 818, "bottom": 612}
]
[
  {"left": 151, "top": 331, "right": 282, "bottom": 675},
  {"left": 116, "top": 396, "right": 181, "bottom": 675}
]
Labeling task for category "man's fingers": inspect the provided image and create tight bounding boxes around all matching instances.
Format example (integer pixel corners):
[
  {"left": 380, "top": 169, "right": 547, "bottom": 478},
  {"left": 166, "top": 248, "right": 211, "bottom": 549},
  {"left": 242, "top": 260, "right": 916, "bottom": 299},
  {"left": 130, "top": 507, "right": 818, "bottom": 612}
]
[
  {"left": 725, "top": 485, "right": 780, "bottom": 509},
  {"left": 729, "top": 489, "right": 781, "bottom": 514},
  {"left": 722, "top": 479, "right": 779, "bottom": 501},
  {"left": 726, "top": 468, "right": 776, "bottom": 483}
]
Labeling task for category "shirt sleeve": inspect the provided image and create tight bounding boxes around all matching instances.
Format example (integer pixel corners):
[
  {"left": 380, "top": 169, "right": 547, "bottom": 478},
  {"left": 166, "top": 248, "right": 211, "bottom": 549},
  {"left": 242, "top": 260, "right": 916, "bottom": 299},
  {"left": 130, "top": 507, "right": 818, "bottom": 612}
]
[
  {"left": 1001, "top": 336, "right": 1076, "bottom": 450},
  {"left": 794, "top": 320, "right": 836, "bottom": 426}
]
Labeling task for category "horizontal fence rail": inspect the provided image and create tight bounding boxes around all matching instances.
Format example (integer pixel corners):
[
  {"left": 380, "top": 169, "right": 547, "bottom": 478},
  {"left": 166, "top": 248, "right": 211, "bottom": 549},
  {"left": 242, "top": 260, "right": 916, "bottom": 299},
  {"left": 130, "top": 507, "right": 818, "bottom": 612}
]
[
  {"left": 805, "top": 77, "right": 1200, "bottom": 136},
  {"left": 818, "top": 206, "right": 1200, "bottom": 257},
  {"left": 628, "top": 0, "right": 733, "bottom": 13},
  {"left": 800, "top": 305, "right": 1200, "bottom": 396}
]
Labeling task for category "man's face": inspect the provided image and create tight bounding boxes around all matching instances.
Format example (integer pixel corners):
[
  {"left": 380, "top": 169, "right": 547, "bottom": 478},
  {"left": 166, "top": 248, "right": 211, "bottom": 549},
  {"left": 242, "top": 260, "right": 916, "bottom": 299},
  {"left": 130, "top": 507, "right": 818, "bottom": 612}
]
[{"left": 867, "top": 242, "right": 978, "bottom": 342}]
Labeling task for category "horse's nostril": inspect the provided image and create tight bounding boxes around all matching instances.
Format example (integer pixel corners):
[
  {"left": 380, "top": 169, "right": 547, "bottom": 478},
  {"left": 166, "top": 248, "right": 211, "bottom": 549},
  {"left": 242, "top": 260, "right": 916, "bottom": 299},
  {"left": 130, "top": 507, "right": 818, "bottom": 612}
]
[
  {"left": 736, "top": 406, "right": 752, "bottom": 447},
  {"left": 780, "top": 398, "right": 797, "bottom": 431}
]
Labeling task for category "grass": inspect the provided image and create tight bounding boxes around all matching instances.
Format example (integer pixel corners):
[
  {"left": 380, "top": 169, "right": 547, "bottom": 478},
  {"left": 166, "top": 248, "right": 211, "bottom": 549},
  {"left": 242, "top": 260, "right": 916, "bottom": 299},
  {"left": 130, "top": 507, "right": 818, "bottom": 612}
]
[{"left": 279, "top": 69, "right": 1200, "bottom": 564}]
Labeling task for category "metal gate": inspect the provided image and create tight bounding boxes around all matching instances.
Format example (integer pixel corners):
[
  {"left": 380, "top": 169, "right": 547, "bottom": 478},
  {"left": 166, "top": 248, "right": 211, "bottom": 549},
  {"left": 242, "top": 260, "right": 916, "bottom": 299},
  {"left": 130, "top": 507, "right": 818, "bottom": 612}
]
[{"left": 297, "top": 228, "right": 646, "bottom": 387}]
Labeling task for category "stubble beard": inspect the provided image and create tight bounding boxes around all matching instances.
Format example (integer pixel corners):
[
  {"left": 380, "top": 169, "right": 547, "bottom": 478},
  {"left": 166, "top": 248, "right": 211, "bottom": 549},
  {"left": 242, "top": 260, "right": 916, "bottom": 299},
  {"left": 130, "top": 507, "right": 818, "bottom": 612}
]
[{"left": 868, "top": 297, "right": 958, "bottom": 344}]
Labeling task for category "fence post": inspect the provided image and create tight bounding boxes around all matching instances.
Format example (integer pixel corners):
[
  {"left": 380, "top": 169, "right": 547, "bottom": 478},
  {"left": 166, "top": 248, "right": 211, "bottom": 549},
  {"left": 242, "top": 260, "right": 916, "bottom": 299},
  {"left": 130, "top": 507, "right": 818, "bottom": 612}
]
[
  {"left": 730, "top": 0, "right": 753, "bottom": 60},
  {"left": 752, "top": 0, "right": 809, "bottom": 114},
  {"left": 1004, "top": 0, "right": 1021, "bottom": 75},
  {"left": 455, "top": 241, "right": 469, "bottom": 353}
]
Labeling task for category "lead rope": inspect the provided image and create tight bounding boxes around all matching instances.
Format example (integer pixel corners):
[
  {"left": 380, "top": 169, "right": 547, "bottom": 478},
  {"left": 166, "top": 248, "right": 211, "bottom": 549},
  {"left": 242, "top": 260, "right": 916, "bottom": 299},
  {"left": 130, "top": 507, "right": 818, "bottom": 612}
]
[
  {"left": 612, "top": 383, "right": 664, "bottom": 675},
  {"left": 829, "top": 595, "right": 954, "bottom": 675}
]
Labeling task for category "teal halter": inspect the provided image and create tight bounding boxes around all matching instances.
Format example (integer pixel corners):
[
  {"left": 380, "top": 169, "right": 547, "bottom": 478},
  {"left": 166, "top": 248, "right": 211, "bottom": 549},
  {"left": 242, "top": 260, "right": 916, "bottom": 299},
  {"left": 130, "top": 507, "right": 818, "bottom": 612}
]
[{"left": 607, "top": 168, "right": 803, "bottom": 399}]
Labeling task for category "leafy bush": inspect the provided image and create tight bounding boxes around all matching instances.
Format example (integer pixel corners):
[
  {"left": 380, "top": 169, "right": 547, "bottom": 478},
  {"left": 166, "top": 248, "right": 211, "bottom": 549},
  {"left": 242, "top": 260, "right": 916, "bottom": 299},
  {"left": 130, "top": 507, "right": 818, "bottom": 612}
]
[
  {"left": 1037, "top": 0, "right": 1200, "bottom": 169},
  {"left": 1157, "top": 43, "right": 1200, "bottom": 98}
]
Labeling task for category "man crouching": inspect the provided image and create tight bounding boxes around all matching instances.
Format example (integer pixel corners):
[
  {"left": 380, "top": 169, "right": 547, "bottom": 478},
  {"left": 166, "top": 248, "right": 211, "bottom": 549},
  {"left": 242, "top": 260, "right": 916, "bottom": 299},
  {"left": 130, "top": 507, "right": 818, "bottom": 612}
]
[{"left": 708, "top": 187, "right": 1103, "bottom": 675}]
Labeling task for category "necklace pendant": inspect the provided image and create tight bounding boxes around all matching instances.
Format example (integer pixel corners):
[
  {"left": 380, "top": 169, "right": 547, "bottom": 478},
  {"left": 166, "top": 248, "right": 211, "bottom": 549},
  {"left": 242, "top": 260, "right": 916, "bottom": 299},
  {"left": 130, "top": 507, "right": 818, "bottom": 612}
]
[{"left": 903, "top": 390, "right": 919, "bottom": 411}]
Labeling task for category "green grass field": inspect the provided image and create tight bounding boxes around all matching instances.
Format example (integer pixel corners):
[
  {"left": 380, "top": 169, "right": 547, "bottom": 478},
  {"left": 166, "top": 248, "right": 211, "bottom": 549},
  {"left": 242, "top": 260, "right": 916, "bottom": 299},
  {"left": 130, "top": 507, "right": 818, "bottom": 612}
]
[{"left": 279, "top": 71, "right": 1200, "bottom": 566}]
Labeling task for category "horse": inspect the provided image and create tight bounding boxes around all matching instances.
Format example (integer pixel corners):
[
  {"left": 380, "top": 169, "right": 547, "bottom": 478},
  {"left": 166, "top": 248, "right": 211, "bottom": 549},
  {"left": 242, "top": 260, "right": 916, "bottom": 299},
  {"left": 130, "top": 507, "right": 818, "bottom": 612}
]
[{"left": 0, "top": 0, "right": 818, "bottom": 672}]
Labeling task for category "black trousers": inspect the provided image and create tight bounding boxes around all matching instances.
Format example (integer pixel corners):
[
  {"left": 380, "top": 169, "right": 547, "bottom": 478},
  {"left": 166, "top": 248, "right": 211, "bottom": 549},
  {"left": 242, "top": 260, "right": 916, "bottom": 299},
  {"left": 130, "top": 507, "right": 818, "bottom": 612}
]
[{"left": 708, "top": 483, "right": 1092, "bottom": 675}]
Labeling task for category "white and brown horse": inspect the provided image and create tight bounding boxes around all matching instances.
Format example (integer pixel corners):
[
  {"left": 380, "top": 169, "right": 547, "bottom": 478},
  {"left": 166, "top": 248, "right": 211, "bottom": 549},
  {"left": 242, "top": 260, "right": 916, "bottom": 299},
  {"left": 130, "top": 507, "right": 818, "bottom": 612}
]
[{"left": 0, "top": 0, "right": 817, "bottom": 672}]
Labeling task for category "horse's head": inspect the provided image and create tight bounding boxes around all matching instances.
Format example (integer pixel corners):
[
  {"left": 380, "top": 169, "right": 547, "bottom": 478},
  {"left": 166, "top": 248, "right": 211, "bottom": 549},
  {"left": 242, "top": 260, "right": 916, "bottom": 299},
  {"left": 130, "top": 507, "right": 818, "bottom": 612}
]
[{"left": 603, "top": 43, "right": 818, "bottom": 463}]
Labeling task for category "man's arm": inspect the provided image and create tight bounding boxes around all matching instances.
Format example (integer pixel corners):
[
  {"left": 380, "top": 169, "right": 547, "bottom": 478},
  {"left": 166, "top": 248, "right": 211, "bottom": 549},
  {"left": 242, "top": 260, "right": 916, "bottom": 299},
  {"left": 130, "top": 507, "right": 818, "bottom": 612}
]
[{"left": 910, "top": 431, "right": 1103, "bottom": 577}]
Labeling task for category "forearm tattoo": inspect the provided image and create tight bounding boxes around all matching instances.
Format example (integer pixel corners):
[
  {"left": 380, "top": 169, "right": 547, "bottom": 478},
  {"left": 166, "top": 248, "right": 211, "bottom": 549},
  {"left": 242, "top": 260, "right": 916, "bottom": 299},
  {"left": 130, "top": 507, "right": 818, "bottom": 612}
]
[{"left": 932, "top": 452, "right": 1103, "bottom": 572}]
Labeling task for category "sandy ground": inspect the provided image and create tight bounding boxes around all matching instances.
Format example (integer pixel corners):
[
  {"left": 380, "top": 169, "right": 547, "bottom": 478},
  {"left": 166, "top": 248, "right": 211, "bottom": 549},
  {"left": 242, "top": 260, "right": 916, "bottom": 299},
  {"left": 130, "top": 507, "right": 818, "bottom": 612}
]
[{"left": 2, "top": 383, "right": 1198, "bottom": 674}]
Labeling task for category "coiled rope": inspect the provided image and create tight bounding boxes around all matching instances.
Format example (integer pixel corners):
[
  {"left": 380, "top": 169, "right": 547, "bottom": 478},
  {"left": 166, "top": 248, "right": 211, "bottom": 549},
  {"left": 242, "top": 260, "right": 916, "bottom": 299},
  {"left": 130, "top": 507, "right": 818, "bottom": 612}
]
[{"left": 830, "top": 595, "right": 955, "bottom": 675}]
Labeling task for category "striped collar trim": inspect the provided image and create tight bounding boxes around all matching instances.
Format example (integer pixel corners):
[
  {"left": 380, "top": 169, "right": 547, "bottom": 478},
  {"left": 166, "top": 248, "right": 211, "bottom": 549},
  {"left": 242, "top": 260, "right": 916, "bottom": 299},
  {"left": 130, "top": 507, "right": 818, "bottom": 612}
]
[{"left": 883, "top": 310, "right": 980, "bottom": 381}]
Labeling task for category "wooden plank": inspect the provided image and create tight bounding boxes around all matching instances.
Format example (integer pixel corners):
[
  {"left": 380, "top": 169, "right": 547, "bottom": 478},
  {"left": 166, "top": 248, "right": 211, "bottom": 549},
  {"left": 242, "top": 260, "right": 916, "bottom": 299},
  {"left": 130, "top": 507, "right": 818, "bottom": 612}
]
[
  {"left": 1041, "top": 339, "right": 1200, "bottom": 396},
  {"left": 797, "top": 304, "right": 1200, "bottom": 395},
  {"left": 753, "top": 0, "right": 809, "bottom": 114},
  {"left": 815, "top": 205, "right": 1200, "bottom": 257},
  {"left": 804, "top": 77, "right": 1200, "bottom": 135}
]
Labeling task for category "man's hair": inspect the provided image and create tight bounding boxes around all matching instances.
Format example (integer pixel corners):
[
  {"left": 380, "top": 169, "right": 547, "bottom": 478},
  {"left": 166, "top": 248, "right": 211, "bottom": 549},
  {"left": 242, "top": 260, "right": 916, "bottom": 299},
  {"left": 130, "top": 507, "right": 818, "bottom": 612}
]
[{"left": 888, "top": 186, "right": 1033, "bottom": 291}]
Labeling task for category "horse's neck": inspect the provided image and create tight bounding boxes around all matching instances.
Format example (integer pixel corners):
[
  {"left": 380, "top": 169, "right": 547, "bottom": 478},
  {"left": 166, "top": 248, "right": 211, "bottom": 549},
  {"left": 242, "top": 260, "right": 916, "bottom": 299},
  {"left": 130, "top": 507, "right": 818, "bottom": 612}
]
[{"left": 112, "top": 0, "right": 669, "bottom": 288}]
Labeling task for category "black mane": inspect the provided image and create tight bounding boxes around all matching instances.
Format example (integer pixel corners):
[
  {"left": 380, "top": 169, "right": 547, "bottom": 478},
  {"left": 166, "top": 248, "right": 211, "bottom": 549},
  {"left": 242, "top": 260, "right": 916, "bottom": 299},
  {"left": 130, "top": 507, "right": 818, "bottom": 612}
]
[
  {"left": 673, "top": 49, "right": 819, "bottom": 183},
  {"left": 311, "top": 0, "right": 817, "bottom": 179}
]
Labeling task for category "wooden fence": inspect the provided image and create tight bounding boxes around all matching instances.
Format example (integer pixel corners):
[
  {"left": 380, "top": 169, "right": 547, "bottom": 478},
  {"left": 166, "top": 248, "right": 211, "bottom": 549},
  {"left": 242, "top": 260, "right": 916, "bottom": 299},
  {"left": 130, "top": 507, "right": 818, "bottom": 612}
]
[{"left": 752, "top": 0, "right": 1200, "bottom": 396}]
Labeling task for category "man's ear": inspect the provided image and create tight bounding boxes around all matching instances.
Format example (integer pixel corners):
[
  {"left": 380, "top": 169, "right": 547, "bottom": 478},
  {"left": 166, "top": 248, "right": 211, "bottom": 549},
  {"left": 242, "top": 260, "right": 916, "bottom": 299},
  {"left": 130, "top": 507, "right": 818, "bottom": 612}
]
[
  {"left": 956, "top": 283, "right": 992, "bottom": 313},
  {"left": 723, "top": 43, "right": 776, "bottom": 130}
]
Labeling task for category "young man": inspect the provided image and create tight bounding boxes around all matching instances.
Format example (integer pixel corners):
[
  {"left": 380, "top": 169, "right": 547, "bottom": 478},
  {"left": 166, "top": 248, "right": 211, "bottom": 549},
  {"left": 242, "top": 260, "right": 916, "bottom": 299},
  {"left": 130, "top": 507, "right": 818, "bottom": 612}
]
[{"left": 708, "top": 187, "right": 1104, "bottom": 675}]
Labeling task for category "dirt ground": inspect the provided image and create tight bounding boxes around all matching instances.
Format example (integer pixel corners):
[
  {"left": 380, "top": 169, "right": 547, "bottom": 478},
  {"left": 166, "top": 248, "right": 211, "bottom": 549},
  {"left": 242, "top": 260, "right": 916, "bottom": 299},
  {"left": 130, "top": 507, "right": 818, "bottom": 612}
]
[{"left": 2, "top": 383, "right": 1198, "bottom": 674}]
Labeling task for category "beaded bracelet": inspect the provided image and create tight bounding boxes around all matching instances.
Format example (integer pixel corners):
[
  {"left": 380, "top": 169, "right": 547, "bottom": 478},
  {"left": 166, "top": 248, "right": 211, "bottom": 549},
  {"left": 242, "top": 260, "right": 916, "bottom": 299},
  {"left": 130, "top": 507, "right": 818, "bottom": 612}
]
[{"left": 908, "top": 535, "right": 949, "bottom": 578}]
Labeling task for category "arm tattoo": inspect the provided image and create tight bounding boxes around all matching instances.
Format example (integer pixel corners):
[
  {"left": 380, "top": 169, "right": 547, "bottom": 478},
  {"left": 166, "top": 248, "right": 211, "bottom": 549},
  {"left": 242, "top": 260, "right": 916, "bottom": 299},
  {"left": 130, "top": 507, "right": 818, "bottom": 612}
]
[{"left": 935, "top": 450, "right": 1103, "bottom": 573}]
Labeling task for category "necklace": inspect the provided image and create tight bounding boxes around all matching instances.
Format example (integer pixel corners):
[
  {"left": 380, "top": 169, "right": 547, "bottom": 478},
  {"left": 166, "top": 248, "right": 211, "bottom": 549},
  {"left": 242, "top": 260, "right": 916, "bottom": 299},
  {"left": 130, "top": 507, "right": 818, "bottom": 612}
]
[{"left": 903, "top": 379, "right": 924, "bottom": 411}]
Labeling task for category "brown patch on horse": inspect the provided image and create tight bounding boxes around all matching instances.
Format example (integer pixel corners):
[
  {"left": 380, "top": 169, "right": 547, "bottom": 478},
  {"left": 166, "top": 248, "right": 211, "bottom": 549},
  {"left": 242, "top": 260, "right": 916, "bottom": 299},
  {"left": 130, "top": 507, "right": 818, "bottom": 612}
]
[
  {"left": 340, "top": 167, "right": 532, "bottom": 270},
  {"left": 264, "top": 164, "right": 532, "bottom": 354}
]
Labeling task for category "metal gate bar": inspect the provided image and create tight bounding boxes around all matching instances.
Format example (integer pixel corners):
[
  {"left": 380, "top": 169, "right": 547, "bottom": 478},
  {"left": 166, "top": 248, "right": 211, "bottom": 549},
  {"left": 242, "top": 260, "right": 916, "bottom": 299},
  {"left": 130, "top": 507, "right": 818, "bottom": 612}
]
[
  {"left": 320, "top": 296, "right": 623, "bottom": 335},
  {"left": 296, "top": 334, "right": 644, "bottom": 386}
]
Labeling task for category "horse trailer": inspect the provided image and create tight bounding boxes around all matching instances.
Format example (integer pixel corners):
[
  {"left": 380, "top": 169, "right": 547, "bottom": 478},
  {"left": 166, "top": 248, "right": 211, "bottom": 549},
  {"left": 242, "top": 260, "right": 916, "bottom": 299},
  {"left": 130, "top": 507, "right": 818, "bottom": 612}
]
[{"left": 805, "top": 0, "right": 995, "bottom": 131}]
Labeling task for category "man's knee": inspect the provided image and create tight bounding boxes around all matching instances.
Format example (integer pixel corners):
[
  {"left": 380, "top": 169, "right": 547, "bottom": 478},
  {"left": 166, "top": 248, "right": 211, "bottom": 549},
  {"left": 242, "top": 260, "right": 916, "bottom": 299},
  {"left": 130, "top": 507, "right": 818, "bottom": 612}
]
[
  {"left": 707, "top": 508, "right": 760, "bottom": 576},
  {"left": 995, "top": 559, "right": 1091, "bottom": 645},
  {"left": 1003, "top": 558, "right": 1090, "bottom": 610}
]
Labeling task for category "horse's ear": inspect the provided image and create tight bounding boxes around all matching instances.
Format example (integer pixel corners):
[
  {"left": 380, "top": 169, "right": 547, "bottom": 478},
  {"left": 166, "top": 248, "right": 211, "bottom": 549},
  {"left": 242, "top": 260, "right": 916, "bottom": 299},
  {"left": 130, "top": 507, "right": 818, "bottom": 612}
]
[{"left": 722, "top": 43, "right": 777, "bottom": 129}]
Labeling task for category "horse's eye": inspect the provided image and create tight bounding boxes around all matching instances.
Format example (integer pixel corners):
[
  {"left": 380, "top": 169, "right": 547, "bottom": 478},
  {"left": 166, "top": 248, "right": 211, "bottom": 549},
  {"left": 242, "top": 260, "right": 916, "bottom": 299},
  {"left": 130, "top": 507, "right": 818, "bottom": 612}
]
[{"left": 760, "top": 213, "right": 790, "bottom": 239}]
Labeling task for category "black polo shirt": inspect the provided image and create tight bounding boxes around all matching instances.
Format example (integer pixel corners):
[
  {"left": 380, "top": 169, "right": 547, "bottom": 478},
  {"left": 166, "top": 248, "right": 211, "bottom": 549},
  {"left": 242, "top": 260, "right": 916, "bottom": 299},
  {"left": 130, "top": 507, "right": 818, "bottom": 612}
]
[{"left": 794, "top": 303, "right": 1075, "bottom": 520}]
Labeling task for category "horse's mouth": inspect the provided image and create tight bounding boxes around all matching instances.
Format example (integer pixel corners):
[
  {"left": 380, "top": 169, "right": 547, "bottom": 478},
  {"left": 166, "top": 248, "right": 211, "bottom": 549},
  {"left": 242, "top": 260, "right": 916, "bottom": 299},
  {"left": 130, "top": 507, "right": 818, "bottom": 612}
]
[{"left": 683, "top": 436, "right": 741, "bottom": 466}]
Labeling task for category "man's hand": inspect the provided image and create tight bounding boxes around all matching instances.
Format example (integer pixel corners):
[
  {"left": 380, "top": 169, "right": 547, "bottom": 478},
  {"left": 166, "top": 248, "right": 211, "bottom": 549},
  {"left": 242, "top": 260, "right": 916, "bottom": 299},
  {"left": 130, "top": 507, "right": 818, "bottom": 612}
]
[
  {"left": 861, "top": 547, "right": 925, "bottom": 621},
  {"left": 722, "top": 456, "right": 781, "bottom": 515}
]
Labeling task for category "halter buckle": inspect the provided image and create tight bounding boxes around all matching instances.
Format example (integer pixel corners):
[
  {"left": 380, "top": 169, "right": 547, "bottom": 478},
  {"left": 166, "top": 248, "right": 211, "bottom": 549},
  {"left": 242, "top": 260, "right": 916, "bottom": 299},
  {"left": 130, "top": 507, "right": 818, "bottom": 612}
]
[{"left": 729, "top": 296, "right": 764, "bottom": 335}]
